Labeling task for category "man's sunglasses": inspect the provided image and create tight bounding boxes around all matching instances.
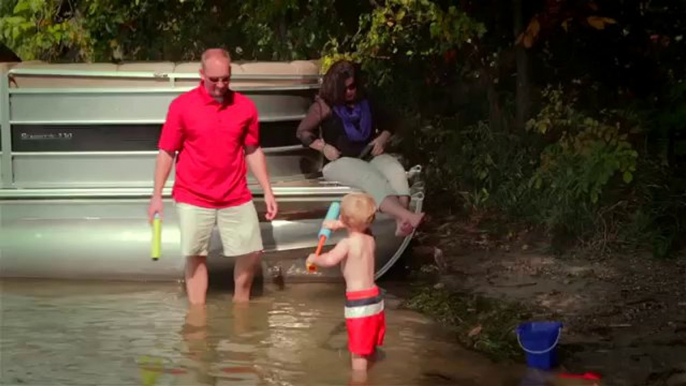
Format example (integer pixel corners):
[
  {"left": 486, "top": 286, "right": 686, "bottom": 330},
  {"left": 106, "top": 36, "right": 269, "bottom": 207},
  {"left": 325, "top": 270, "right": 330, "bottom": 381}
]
[{"left": 208, "top": 76, "right": 230, "bottom": 83}]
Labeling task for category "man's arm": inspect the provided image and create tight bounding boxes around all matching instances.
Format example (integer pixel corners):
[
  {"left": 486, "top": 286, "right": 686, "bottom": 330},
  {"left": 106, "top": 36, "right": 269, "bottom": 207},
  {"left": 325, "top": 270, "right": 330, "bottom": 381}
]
[
  {"left": 245, "top": 145, "right": 273, "bottom": 196},
  {"left": 245, "top": 104, "right": 275, "bottom": 196},
  {"left": 311, "top": 239, "right": 349, "bottom": 267},
  {"left": 148, "top": 100, "right": 183, "bottom": 222},
  {"left": 152, "top": 150, "right": 175, "bottom": 198},
  {"left": 244, "top": 105, "right": 278, "bottom": 219}
]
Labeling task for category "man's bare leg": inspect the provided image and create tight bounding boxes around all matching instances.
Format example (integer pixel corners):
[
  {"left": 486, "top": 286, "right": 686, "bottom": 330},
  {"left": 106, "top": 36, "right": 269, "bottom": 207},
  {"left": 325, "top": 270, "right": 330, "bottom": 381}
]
[
  {"left": 233, "top": 251, "right": 262, "bottom": 303},
  {"left": 186, "top": 255, "right": 208, "bottom": 305}
]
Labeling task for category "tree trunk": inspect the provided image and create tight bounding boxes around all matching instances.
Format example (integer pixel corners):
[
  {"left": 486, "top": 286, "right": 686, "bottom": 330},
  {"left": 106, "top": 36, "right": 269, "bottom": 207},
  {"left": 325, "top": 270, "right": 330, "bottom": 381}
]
[{"left": 514, "top": 0, "right": 530, "bottom": 130}]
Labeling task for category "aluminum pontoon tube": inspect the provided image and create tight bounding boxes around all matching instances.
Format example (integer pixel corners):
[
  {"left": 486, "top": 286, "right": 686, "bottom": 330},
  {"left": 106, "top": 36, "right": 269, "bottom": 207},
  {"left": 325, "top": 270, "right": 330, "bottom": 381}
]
[
  {"left": 0, "top": 176, "right": 425, "bottom": 282},
  {"left": 0, "top": 60, "right": 427, "bottom": 282}
]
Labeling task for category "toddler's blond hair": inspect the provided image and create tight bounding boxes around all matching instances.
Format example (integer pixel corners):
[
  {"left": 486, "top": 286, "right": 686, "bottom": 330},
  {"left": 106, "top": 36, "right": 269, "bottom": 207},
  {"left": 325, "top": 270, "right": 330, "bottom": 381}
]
[{"left": 340, "top": 192, "right": 377, "bottom": 232}]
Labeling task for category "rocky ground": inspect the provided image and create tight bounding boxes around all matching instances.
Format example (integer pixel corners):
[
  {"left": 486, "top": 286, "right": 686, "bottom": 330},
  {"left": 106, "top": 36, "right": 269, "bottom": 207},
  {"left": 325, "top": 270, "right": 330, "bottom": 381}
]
[{"left": 395, "top": 215, "right": 686, "bottom": 386}]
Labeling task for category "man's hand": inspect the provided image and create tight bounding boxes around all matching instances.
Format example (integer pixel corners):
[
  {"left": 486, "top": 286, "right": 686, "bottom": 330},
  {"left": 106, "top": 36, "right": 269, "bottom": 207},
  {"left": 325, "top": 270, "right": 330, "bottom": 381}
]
[
  {"left": 147, "top": 195, "right": 164, "bottom": 224},
  {"left": 369, "top": 131, "right": 392, "bottom": 157},
  {"left": 264, "top": 191, "right": 278, "bottom": 221}
]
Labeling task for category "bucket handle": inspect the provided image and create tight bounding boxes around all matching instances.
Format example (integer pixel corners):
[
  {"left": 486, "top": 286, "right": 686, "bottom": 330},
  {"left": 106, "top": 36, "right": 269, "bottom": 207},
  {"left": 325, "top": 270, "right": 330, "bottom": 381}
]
[{"left": 516, "top": 327, "right": 562, "bottom": 355}]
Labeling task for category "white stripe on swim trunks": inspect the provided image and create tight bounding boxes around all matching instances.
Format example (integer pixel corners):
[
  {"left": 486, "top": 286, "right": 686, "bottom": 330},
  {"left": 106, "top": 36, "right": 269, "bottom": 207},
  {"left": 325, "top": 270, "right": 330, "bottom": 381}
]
[{"left": 344, "top": 301, "right": 384, "bottom": 319}]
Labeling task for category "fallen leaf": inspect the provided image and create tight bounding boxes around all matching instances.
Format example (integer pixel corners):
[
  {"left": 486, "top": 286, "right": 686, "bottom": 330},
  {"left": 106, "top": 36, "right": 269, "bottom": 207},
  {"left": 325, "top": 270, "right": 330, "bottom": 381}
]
[
  {"left": 587, "top": 16, "right": 617, "bottom": 30},
  {"left": 468, "top": 325, "right": 483, "bottom": 337},
  {"left": 515, "top": 32, "right": 524, "bottom": 45},
  {"left": 434, "top": 247, "right": 448, "bottom": 272},
  {"left": 561, "top": 17, "right": 573, "bottom": 32},
  {"left": 516, "top": 16, "right": 540, "bottom": 48},
  {"left": 528, "top": 17, "right": 541, "bottom": 36}
]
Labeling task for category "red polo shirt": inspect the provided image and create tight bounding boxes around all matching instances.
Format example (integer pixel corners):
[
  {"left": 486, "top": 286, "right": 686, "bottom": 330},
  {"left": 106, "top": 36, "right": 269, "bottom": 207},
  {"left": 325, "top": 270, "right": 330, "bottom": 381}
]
[{"left": 158, "top": 84, "right": 259, "bottom": 209}]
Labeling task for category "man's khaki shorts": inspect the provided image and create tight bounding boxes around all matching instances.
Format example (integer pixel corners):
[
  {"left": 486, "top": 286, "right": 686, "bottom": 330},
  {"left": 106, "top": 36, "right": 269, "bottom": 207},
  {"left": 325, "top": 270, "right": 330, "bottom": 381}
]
[{"left": 175, "top": 200, "right": 263, "bottom": 257}]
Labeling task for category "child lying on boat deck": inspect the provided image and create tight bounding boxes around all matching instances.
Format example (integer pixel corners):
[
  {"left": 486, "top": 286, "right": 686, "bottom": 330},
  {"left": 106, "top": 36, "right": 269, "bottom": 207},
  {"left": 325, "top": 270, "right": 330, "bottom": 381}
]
[{"left": 306, "top": 192, "right": 385, "bottom": 376}]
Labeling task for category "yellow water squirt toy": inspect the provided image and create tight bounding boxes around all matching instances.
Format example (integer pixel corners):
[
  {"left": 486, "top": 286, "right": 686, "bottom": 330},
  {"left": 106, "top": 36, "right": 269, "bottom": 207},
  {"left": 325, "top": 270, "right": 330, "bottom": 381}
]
[{"left": 151, "top": 214, "right": 161, "bottom": 261}]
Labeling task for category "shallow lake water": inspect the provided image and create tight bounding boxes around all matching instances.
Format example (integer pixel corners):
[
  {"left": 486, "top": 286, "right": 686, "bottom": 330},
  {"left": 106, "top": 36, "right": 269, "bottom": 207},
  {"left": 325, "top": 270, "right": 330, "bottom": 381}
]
[{"left": 0, "top": 278, "right": 525, "bottom": 385}]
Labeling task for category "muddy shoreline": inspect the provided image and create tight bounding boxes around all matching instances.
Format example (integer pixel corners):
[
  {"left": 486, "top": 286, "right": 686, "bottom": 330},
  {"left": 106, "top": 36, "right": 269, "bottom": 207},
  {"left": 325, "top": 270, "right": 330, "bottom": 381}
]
[{"left": 382, "top": 216, "right": 686, "bottom": 386}]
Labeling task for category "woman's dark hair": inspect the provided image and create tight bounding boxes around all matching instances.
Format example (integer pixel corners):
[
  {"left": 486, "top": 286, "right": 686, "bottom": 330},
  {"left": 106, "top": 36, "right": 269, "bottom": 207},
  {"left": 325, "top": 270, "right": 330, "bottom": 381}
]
[{"left": 318, "top": 59, "right": 364, "bottom": 106}]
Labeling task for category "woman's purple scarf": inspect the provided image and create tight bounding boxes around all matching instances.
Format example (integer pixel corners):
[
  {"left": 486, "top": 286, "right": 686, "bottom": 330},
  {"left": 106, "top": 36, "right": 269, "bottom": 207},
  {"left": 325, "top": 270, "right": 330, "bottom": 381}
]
[{"left": 332, "top": 99, "right": 372, "bottom": 142}]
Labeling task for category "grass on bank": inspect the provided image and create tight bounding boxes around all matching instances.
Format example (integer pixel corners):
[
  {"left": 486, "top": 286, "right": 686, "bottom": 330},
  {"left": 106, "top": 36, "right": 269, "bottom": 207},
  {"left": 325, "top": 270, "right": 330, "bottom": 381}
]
[{"left": 401, "top": 284, "right": 534, "bottom": 362}]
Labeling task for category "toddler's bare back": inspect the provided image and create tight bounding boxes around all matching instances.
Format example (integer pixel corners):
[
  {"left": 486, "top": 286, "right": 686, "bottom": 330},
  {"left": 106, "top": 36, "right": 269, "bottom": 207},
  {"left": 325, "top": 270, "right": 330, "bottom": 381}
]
[{"left": 341, "top": 231, "right": 376, "bottom": 291}]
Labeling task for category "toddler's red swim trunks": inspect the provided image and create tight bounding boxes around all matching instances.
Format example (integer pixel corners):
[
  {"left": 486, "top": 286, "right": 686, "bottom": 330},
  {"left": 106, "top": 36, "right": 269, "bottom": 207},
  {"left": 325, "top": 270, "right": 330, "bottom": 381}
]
[{"left": 345, "top": 286, "right": 385, "bottom": 356}]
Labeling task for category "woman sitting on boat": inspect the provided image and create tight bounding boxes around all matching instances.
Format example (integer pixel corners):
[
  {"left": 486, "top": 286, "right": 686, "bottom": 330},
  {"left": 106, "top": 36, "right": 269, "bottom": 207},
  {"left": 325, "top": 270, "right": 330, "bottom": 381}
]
[{"left": 296, "top": 59, "right": 425, "bottom": 237}]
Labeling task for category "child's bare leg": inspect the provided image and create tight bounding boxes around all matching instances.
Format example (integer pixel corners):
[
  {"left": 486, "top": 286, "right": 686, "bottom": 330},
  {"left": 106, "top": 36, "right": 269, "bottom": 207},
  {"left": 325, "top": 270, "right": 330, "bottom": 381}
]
[
  {"left": 351, "top": 353, "right": 368, "bottom": 372},
  {"left": 349, "top": 369, "right": 368, "bottom": 385},
  {"left": 350, "top": 353, "right": 369, "bottom": 385}
]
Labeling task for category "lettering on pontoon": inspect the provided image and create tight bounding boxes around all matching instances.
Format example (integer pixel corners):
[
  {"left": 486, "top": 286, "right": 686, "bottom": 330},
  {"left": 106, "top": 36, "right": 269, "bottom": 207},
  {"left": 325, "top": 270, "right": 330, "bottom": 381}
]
[
  {"left": 20, "top": 132, "right": 74, "bottom": 140},
  {"left": 12, "top": 122, "right": 299, "bottom": 151}
]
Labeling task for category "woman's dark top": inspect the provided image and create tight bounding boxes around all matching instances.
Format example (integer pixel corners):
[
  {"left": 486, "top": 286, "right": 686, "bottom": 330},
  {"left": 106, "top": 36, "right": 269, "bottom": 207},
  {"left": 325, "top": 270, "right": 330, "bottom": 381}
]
[{"left": 296, "top": 96, "right": 396, "bottom": 160}]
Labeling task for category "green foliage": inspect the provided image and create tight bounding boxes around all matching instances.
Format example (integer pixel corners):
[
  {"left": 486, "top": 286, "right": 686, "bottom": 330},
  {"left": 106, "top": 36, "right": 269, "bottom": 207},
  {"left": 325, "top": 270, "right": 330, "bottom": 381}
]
[
  {"left": 404, "top": 83, "right": 683, "bottom": 256},
  {"left": 528, "top": 86, "right": 638, "bottom": 202},
  {"left": 323, "top": 0, "right": 486, "bottom": 85},
  {"left": 0, "top": 0, "right": 344, "bottom": 62},
  {"left": 0, "top": 0, "right": 93, "bottom": 60},
  {"left": 521, "top": 87, "right": 639, "bottom": 243},
  {"left": 238, "top": 0, "right": 344, "bottom": 61},
  {"left": 616, "top": 159, "right": 686, "bottom": 258},
  {"left": 417, "top": 117, "right": 535, "bottom": 218},
  {"left": 319, "top": 47, "right": 360, "bottom": 74}
]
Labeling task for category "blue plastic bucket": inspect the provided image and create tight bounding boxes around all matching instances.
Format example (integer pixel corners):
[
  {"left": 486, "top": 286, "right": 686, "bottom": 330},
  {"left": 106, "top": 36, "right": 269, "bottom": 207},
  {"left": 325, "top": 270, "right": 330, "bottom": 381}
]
[{"left": 516, "top": 321, "right": 563, "bottom": 370}]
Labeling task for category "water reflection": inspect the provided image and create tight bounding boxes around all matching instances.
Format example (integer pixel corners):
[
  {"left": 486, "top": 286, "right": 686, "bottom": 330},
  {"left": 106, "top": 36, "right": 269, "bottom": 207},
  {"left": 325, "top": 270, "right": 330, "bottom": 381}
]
[
  {"left": 177, "top": 302, "right": 266, "bottom": 385},
  {"left": 0, "top": 279, "right": 523, "bottom": 385}
]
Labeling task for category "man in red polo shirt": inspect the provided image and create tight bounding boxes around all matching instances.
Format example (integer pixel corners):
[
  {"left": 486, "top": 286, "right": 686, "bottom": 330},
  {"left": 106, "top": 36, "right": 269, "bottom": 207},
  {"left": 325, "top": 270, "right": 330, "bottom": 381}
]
[{"left": 147, "top": 48, "right": 278, "bottom": 304}]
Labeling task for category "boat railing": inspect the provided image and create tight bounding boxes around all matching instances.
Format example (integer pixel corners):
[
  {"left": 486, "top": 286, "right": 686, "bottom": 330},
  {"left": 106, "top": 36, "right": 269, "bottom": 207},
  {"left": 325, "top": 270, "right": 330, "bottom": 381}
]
[
  {"left": 6, "top": 65, "right": 322, "bottom": 90},
  {"left": 7, "top": 67, "right": 322, "bottom": 80},
  {"left": 0, "top": 61, "right": 324, "bottom": 190}
]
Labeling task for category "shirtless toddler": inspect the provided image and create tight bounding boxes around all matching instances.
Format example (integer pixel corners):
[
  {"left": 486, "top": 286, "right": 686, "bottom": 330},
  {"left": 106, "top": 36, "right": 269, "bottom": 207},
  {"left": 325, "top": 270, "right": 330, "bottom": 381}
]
[{"left": 306, "top": 192, "right": 385, "bottom": 375}]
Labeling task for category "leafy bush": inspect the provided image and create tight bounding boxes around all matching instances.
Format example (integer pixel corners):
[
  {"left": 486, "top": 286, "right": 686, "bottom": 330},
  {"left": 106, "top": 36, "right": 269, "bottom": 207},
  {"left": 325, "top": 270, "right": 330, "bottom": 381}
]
[
  {"left": 524, "top": 86, "right": 639, "bottom": 243},
  {"left": 394, "top": 83, "right": 684, "bottom": 257}
]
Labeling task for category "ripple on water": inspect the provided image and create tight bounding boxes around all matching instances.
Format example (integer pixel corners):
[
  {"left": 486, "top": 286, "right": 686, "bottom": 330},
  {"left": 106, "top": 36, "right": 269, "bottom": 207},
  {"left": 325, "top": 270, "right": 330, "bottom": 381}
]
[{"left": 1, "top": 280, "right": 523, "bottom": 385}]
